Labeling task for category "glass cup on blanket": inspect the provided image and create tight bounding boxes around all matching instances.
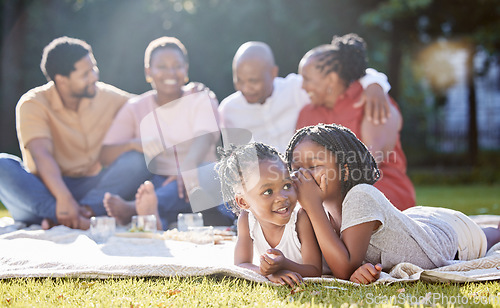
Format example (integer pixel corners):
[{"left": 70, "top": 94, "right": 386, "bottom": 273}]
[
  {"left": 90, "top": 216, "right": 116, "bottom": 244},
  {"left": 188, "top": 226, "right": 215, "bottom": 245},
  {"left": 130, "top": 215, "right": 157, "bottom": 232},
  {"left": 177, "top": 213, "right": 203, "bottom": 231}
]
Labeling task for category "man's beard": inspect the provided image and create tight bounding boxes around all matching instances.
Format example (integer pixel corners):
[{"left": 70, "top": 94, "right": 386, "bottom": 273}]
[{"left": 73, "top": 84, "right": 96, "bottom": 99}]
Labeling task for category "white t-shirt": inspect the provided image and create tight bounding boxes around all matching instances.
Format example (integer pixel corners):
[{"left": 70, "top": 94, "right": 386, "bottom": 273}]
[
  {"left": 219, "top": 73, "right": 308, "bottom": 153},
  {"left": 218, "top": 69, "right": 390, "bottom": 153}
]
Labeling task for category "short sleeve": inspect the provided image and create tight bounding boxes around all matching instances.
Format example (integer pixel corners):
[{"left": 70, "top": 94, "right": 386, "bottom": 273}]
[
  {"left": 340, "top": 184, "right": 386, "bottom": 233},
  {"left": 16, "top": 99, "right": 52, "bottom": 147},
  {"left": 102, "top": 102, "right": 137, "bottom": 145},
  {"left": 359, "top": 68, "right": 391, "bottom": 93}
]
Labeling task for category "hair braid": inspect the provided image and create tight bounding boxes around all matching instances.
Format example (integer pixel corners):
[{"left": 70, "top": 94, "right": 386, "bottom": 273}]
[
  {"left": 215, "top": 142, "right": 283, "bottom": 215},
  {"left": 303, "top": 33, "right": 367, "bottom": 86},
  {"left": 286, "top": 123, "right": 380, "bottom": 198}
]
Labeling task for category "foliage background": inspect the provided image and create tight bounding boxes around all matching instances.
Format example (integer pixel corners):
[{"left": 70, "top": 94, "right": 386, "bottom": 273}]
[{"left": 1, "top": 0, "right": 499, "bottom": 183}]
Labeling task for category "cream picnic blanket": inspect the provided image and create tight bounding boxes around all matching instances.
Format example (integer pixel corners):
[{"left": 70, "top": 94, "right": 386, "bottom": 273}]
[{"left": 0, "top": 216, "right": 499, "bottom": 284}]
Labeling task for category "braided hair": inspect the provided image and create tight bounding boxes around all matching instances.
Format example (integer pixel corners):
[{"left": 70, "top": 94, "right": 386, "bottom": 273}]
[
  {"left": 215, "top": 142, "right": 284, "bottom": 215},
  {"left": 301, "top": 33, "right": 367, "bottom": 86},
  {"left": 285, "top": 123, "right": 380, "bottom": 199}
]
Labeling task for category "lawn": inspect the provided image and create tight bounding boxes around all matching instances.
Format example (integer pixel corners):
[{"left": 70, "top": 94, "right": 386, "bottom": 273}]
[{"left": 0, "top": 184, "right": 499, "bottom": 307}]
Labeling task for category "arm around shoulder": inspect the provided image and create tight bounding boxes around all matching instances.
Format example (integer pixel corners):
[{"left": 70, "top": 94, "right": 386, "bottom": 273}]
[
  {"left": 359, "top": 68, "right": 390, "bottom": 93},
  {"left": 357, "top": 68, "right": 392, "bottom": 124},
  {"left": 360, "top": 101, "right": 401, "bottom": 162}
]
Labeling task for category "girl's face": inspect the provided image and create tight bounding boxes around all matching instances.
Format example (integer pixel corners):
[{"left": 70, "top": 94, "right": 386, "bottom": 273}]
[
  {"left": 299, "top": 57, "right": 331, "bottom": 107},
  {"left": 146, "top": 48, "right": 188, "bottom": 96},
  {"left": 289, "top": 138, "right": 341, "bottom": 202},
  {"left": 236, "top": 159, "right": 297, "bottom": 227}
]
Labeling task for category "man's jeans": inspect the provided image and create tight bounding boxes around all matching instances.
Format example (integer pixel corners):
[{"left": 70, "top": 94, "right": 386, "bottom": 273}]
[
  {"left": 0, "top": 151, "right": 235, "bottom": 228},
  {"left": 0, "top": 151, "right": 150, "bottom": 225}
]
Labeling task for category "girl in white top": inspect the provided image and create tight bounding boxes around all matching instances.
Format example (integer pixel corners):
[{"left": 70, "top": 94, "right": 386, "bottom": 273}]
[
  {"left": 216, "top": 142, "right": 321, "bottom": 287},
  {"left": 216, "top": 142, "right": 382, "bottom": 286},
  {"left": 286, "top": 123, "right": 500, "bottom": 283}
]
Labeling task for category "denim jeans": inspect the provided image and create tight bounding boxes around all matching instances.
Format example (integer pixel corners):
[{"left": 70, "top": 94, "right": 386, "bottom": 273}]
[
  {"left": 149, "top": 174, "right": 235, "bottom": 230},
  {"left": 150, "top": 175, "right": 191, "bottom": 230},
  {"left": 0, "top": 151, "right": 150, "bottom": 225},
  {"left": 0, "top": 151, "right": 235, "bottom": 228}
]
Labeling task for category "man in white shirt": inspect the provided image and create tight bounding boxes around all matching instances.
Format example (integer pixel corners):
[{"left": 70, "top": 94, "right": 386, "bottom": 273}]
[{"left": 219, "top": 41, "right": 391, "bottom": 153}]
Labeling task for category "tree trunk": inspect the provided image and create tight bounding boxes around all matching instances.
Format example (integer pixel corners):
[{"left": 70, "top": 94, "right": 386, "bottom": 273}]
[
  {"left": 0, "top": 1, "right": 27, "bottom": 155},
  {"left": 388, "top": 22, "right": 403, "bottom": 100},
  {"left": 466, "top": 48, "right": 478, "bottom": 165}
]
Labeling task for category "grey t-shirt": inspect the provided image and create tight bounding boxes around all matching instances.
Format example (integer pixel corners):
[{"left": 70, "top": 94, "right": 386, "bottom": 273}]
[{"left": 340, "top": 184, "right": 458, "bottom": 270}]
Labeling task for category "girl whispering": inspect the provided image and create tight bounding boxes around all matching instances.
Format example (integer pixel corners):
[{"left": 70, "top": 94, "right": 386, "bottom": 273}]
[
  {"left": 216, "top": 142, "right": 381, "bottom": 286},
  {"left": 286, "top": 123, "right": 500, "bottom": 281}
]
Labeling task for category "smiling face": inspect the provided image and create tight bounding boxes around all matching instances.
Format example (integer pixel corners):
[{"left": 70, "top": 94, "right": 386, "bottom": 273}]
[
  {"left": 289, "top": 138, "right": 342, "bottom": 202},
  {"left": 146, "top": 48, "right": 188, "bottom": 97},
  {"left": 66, "top": 54, "right": 99, "bottom": 98},
  {"left": 233, "top": 58, "right": 276, "bottom": 104},
  {"left": 299, "top": 56, "right": 334, "bottom": 107},
  {"left": 236, "top": 159, "right": 297, "bottom": 227}
]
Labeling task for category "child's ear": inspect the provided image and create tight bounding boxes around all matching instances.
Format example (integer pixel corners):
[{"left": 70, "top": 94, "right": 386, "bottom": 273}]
[{"left": 235, "top": 193, "right": 250, "bottom": 210}]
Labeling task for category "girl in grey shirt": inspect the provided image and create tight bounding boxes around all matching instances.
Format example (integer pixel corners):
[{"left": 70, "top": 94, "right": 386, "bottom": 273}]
[{"left": 286, "top": 123, "right": 500, "bottom": 282}]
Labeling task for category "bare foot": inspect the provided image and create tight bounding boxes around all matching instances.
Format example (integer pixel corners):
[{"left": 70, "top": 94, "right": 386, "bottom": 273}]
[
  {"left": 103, "top": 192, "right": 136, "bottom": 226},
  {"left": 135, "top": 181, "right": 162, "bottom": 230}
]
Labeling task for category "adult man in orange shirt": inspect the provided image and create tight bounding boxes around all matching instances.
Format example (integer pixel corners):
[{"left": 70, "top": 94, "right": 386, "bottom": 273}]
[{"left": 0, "top": 37, "right": 147, "bottom": 229}]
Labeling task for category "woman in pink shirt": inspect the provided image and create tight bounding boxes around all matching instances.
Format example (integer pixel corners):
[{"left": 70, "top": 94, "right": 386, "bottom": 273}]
[
  {"left": 295, "top": 33, "right": 415, "bottom": 210},
  {"left": 100, "top": 37, "right": 231, "bottom": 229}
]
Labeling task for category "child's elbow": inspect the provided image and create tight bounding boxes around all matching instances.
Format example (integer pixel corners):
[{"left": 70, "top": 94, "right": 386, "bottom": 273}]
[{"left": 332, "top": 268, "right": 355, "bottom": 281}]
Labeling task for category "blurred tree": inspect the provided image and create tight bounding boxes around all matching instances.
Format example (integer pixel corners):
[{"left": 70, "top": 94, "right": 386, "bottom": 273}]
[
  {"left": 0, "top": 0, "right": 498, "bottom": 168},
  {"left": 360, "top": 0, "right": 500, "bottom": 165},
  {"left": 0, "top": 0, "right": 30, "bottom": 154}
]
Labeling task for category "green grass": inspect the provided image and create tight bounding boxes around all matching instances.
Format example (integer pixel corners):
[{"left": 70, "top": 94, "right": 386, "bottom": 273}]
[
  {"left": 0, "top": 184, "right": 499, "bottom": 307},
  {"left": 416, "top": 184, "right": 500, "bottom": 215},
  {"left": 0, "top": 206, "right": 8, "bottom": 218},
  {"left": 1, "top": 276, "right": 499, "bottom": 307}
]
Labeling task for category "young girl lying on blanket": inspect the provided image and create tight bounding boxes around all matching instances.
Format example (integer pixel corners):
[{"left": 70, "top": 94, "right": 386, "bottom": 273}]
[
  {"left": 286, "top": 123, "right": 500, "bottom": 281},
  {"left": 216, "top": 142, "right": 382, "bottom": 286}
]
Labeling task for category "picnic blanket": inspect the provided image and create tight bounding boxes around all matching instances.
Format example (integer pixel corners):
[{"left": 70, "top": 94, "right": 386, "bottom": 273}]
[{"left": 1, "top": 216, "right": 499, "bottom": 285}]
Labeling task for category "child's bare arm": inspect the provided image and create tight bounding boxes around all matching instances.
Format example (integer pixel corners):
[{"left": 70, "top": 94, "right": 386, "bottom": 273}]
[
  {"left": 350, "top": 263, "right": 382, "bottom": 284},
  {"left": 260, "top": 209, "right": 322, "bottom": 277},
  {"left": 234, "top": 211, "right": 259, "bottom": 273},
  {"left": 294, "top": 168, "right": 377, "bottom": 279}
]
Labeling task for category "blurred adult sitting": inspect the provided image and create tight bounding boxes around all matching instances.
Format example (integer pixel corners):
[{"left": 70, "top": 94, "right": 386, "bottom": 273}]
[
  {"left": 101, "top": 36, "right": 233, "bottom": 230},
  {"left": 0, "top": 36, "right": 136, "bottom": 230},
  {"left": 295, "top": 33, "right": 415, "bottom": 210}
]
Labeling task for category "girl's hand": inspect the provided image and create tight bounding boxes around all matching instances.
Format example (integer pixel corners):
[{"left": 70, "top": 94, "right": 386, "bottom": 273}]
[
  {"left": 259, "top": 249, "right": 286, "bottom": 275},
  {"left": 267, "top": 270, "right": 303, "bottom": 287},
  {"left": 292, "top": 168, "right": 326, "bottom": 211},
  {"left": 349, "top": 263, "right": 382, "bottom": 284}
]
